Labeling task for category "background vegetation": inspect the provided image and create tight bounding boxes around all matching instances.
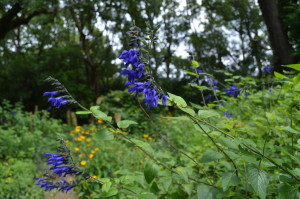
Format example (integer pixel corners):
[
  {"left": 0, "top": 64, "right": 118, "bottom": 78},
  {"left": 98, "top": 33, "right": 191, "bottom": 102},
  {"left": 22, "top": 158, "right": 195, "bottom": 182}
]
[{"left": 0, "top": 0, "right": 300, "bottom": 198}]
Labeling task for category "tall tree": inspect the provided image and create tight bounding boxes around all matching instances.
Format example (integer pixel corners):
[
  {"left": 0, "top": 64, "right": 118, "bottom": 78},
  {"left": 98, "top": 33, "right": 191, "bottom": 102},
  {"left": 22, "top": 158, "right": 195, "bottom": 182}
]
[{"left": 258, "top": 0, "right": 295, "bottom": 71}]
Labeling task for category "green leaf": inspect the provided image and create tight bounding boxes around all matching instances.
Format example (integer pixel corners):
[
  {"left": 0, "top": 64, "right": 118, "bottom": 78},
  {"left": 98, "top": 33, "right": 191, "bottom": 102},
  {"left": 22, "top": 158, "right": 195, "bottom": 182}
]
[
  {"left": 75, "top": 111, "right": 92, "bottom": 115},
  {"left": 131, "top": 138, "right": 155, "bottom": 156},
  {"left": 136, "top": 192, "right": 157, "bottom": 199},
  {"left": 160, "top": 177, "right": 172, "bottom": 191},
  {"left": 97, "top": 187, "right": 118, "bottom": 197},
  {"left": 198, "top": 110, "right": 219, "bottom": 118},
  {"left": 150, "top": 182, "right": 159, "bottom": 195},
  {"left": 179, "top": 107, "right": 195, "bottom": 116},
  {"left": 102, "top": 181, "right": 112, "bottom": 192},
  {"left": 174, "top": 167, "right": 189, "bottom": 182},
  {"left": 117, "top": 120, "right": 138, "bottom": 129},
  {"left": 183, "top": 70, "right": 199, "bottom": 77},
  {"left": 274, "top": 72, "right": 286, "bottom": 79},
  {"left": 144, "top": 161, "right": 159, "bottom": 184},
  {"left": 93, "top": 129, "right": 114, "bottom": 141},
  {"left": 197, "top": 185, "right": 218, "bottom": 199},
  {"left": 278, "top": 184, "right": 300, "bottom": 199},
  {"left": 200, "top": 149, "right": 223, "bottom": 163},
  {"left": 218, "top": 137, "right": 239, "bottom": 150},
  {"left": 167, "top": 92, "right": 187, "bottom": 107},
  {"left": 162, "top": 116, "right": 190, "bottom": 121},
  {"left": 192, "top": 60, "right": 199, "bottom": 68},
  {"left": 284, "top": 64, "right": 300, "bottom": 71},
  {"left": 221, "top": 172, "right": 240, "bottom": 191},
  {"left": 276, "top": 126, "right": 300, "bottom": 134},
  {"left": 90, "top": 106, "right": 112, "bottom": 122},
  {"left": 246, "top": 164, "right": 269, "bottom": 199}
]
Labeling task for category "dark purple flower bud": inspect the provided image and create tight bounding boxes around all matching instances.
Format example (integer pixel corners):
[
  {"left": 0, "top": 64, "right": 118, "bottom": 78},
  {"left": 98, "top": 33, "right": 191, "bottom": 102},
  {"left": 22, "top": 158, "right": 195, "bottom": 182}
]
[
  {"left": 196, "top": 68, "right": 203, "bottom": 74},
  {"left": 224, "top": 84, "right": 240, "bottom": 98},
  {"left": 205, "top": 96, "right": 213, "bottom": 103},
  {"left": 264, "top": 66, "right": 272, "bottom": 74},
  {"left": 161, "top": 94, "right": 168, "bottom": 106},
  {"left": 43, "top": 91, "right": 59, "bottom": 97}
]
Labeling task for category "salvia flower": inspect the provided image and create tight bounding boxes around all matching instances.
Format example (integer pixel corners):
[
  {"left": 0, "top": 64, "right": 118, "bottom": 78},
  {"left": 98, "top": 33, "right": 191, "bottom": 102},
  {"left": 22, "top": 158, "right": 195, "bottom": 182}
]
[
  {"left": 224, "top": 84, "right": 240, "bottom": 98},
  {"left": 196, "top": 68, "right": 203, "bottom": 74},
  {"left": 34, "top": 177, "right": 76, "bottom": 192},
  {"left": 264, "top": 66, "right": 272, "bottom": 74},
  {"left": 119, "top": 48, "right": 167, "bottom": 109},
  {"left": 224, "top": 111, "right": 233, "bottom": 118},
  {"left": 43, "top": 91, "right": 69, "bottom": 108}
]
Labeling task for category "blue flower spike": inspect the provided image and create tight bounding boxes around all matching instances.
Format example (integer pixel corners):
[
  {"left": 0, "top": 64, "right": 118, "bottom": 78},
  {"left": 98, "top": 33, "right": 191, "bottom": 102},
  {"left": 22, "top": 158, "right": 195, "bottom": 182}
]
[
  {"left": 119, "top": 48, "right": 168, "bottom": 109},
  {"left": 43, "top": 91, "right": 69, "bottom": 109}
]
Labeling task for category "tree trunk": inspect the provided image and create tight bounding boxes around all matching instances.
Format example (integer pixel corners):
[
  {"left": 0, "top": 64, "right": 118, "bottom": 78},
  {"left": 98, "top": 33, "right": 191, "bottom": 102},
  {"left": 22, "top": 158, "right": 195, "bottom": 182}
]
[{"left": 258, "top": 0, "right": 295, "bottom": 72}]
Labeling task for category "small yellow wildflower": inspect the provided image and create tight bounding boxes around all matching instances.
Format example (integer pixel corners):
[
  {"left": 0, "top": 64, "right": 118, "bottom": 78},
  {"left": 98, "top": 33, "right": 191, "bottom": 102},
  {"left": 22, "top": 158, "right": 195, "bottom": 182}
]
[
  {"left": 103, "top": 125, "right": 107, "bottom": 129},
  {"left": 89, "top": 154, "right": 94, "bottom": 158},
  {"left": 97, "top": 119, "right": 103, "bottom": 124},
  {"left": 92, "top": 175, "right": 97, "bottom": 178},
  {"left": 86, "top": 143, "right": 92, "bottom": 147},
  {"left": 75, "top": 147, "right": 80, "bottom": 151},
  {"left": 143, "top": 134, "right": 149, "bottom": 138},
  {"left": 80, "top": 135, "right": 85, "bottom": 140},
  {"left": 95, "top": 148, "right": 99, "bottom": 151},
  {"left": 87, "top": 138, "right": 92, "bottom": 142},
  {"left": 78, "top": 154, "right": 83, "bottom": 158},
  {"left": 80, "top": 161, "right": 87, "bottom": 166},
  {"left": 91, "top": 150, "right": 95, "bottom": 154},
  {"left": 65, "top": 140, "right": 70, "bottom": 144}
]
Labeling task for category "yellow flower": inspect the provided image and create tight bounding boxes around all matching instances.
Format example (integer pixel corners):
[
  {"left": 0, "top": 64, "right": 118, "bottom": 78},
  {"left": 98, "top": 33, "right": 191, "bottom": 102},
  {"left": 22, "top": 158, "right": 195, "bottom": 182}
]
[
  {"left": 75, "top": 147, "right": 80, "bottom": 151},
  {"left": 89, "top": 154, "right": 94, "bottom": 158},
  {"left": 144, "top": 157, "right": 149, "bottom": 161},
  {"left": 91, "top": 150, "right": 95, "bottom": 154},
  {"left": 97, "top": 119, "right": 103, "bottom": 124},
  {"left": 92, "top": 175, "right": 97, "bottom": 178},
  {"left": 90, "top": 128, "right": 95, "bottom": 131},
  {"left": 94, "top": 148, "right": 99, "bottom": 151},
  {"left": 143, "top": 134, "right": 149, "bottom": 138},
  {"left": 86, "top": 143, "right": 92, "bottom": 147},
  {"left": 122, "top": 131, "right": 128, "bottom": 135},
  {"left": 80, "top": 135, "right": 85, "bottom": 140},
  {"left": 78, "top": 154, "right": 83, "bottom": 158},
  {"left": 103, "top": 125, "right": 107, "bottom": 129},
  {"left": 87, "top": 138, "right": 92, "bottom": 142},
  {"left": 80, "top": 161, "right": 87, "bottom": 166},
  {"left": 65, "top": 140, "right": 70, "bottom": 144}
]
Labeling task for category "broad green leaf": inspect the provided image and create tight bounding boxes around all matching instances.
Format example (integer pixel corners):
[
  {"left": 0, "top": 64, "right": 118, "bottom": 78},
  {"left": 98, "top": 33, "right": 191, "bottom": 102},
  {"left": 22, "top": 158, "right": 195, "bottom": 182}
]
[
  {"left": 150, "top": 182, "right": 159, "bottom": 194},
  {"left": 276, "top": 126, "right": 300, "bottom": 134},
  {"left": 183, "top": 183, "right": 194, "bottom": 196},
  {"left": 93, "top": 129, "right": 114, "bottom": 141},
  {"left": 278, "top": 184, "right": 300, "bottom": 199},
  {"left": 221, "top": 172, "right": 240, "bottom": 191},
  {"left": 197, "top": 185, "right": 218, "bottom": 199},
  {"left": 218, "top": 137, "right": 239, "bottom": 150},
  {"left": 144, "top": 161, "right": 159, "bottom": 184},
  {"left": 75, "top": 111, "right": 92, "bottom": 115},
  {"left": 90, "top": 106, "right": 112, "bottom": 122},
  {"left": 117, "top": 120, "right": 138, "bottom": 129},
  {"left": 136, "top": 192, "right": 157, "bottom": 199},
  {"left": 131, "top": 138, "right": 155, "bottom": 156},
  {"left": 167, "top": 92, "right": 187, "bottom": 107},
  {"left": 200, "top": 149, "right": 223, "bottom": 163},
  {"left": 279, "top": 174, "right": 294, "bottom": 183},
  {"left": 274, "top": 72, "right": 286, "bottom": 79},
  {"left": 174, "top": 167, "right": 189, "bottom": 182},
  {"left": 190, "top": 102, "right": 203, "bottom": 110},
  {"left": 179, "top": 107, "right": 195, "bottom": 116},
  {"left": 192, "top": 60, "right": 199, "bottom": 68},
  {"left": 284, "top": 64, "right": 300, "bottom": 71},
  {"left": 102, "top": 181, "right": 112, "bottom": 192},
  {"left": 160, "top": 177, "right": 172, "bottom": 191},
  {"left": 198, "top": 109, "right": 220, "bottom": 118},
  {"left": 246, "top": 164, "right": 269, "bottom": 199},
  {"left": 162, "top": 116, "right": 190, "bottom": 121},
  {"left": 97, "top": 187, "right": 118, "bottom": 197}
]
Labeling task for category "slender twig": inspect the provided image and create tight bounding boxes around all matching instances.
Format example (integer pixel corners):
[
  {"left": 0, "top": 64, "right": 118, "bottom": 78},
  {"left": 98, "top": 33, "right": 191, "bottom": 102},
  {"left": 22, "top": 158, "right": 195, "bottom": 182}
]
[
  {"left": 190, "top": 116, "right": 239, "bottom": 177},
  {"left": 136, "top": 99, "right": 214, "bottom": 184}
]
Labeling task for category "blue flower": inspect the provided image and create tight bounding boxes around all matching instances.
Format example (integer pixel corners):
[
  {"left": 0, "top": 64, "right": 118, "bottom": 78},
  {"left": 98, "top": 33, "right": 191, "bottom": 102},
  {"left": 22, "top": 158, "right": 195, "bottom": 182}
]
[
  {"left": 50, "top": 166, "right": 75, "bottom": 177},
  {"left": 119, "top": 49, "right": 139, "bottom": 67},
  {"left": 224, "top": 84, "right": 240, "bottom": 98},
  {"left": 264, "top": 66, "right": 272, "bottom": 74},
  {"left": 34, "top": 177, "right": 75, "bottom": 192},
  {"left": 119, "top": 48, "right": 167, "bottom": 109},
  {"left": 224, "top": 111, "right": 233, "bottom": 118},
  {"left": 269, "top": 87, "right": 272, "bottom": 92},
  {"left": 44, "top": 153, "right": 66, "bottom": 167},
  {"left": 43, "top": 91, "right": 69, "bottom": 108}
]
